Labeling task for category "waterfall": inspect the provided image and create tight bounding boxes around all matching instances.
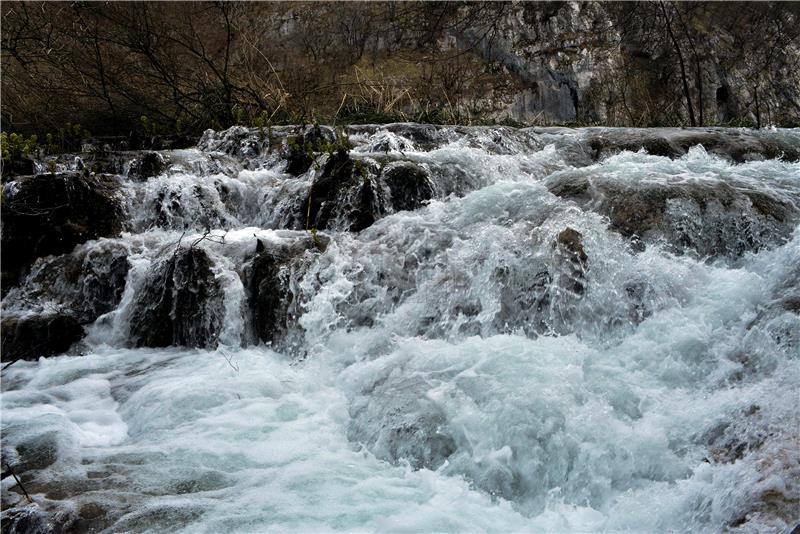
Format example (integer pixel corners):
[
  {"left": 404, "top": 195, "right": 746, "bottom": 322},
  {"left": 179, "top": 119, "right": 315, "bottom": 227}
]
[{"left": 2, "top": 125, "right": 799, "bottom": 533}]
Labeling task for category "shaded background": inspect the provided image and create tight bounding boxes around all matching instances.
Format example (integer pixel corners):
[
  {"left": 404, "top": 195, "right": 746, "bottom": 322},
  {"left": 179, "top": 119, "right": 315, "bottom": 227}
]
[{"left": 2, "top": 1, "right": 799, "bottom": 137}]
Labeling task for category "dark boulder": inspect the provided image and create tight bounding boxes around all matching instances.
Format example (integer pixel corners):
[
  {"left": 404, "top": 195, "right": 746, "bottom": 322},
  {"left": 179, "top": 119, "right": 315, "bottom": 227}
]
[
  {"left": 245, "top": 236, "right": 325, "bottom": 347},
  {"left": 304, "top": 150, "right": 386, "bottom": 232},
  {"left": 383, "top": 161, "right": 435, "bottom": 212},
  {"left": 1, "top": 172, "right": 125, "bottom": 290},
  {"left": 128, "top": 247, "right": 223, "bottom": 348},
  {"left": 0, "top": 314, "right": 85, "bottom": 362},
  {"left": 127, "top": 151, "right": 167, "bottom": 181},
  {"left": 283, "top": 125, "right": 335, "bottom": 176}
]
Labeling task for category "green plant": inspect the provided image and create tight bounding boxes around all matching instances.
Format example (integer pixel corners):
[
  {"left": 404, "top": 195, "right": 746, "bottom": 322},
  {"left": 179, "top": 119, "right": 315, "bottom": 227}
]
[
  {"left": 308, "top": 227, "right": 322, "bottom": 249},
  {"left": 254, "top": 110, "right": 271, "bottom": 140},
  {"left": 233, "top": 106, "right": 245, "bottom": 125},
  {"left": 1, "top": 132, "right": 38, "bottom": 162},
  {"left": 354, "top": 159, "right": 370, "bottom": 185},
  {"left": 335, "top": 126, "right": 352, "bottom": 152},
  {"left": 306, "top": 140, "right": 321, "bottom": 170},
  {"left": 139, "top": 115, "right": 157, "bottom": 136},
  {"left": 46, "top": 159, "right": 57, "bottom": 174}
]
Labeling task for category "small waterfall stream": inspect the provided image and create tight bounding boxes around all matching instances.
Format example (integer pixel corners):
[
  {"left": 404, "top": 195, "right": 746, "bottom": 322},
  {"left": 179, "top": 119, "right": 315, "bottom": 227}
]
[{"left": 2, "top": 125, "right": 799, "bottom": 533}]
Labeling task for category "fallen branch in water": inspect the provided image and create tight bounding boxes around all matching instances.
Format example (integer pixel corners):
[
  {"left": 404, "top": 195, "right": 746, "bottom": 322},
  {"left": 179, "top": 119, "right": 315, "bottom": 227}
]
[{"left": 3, "top": 462, "right": 33, "bottom": 504}]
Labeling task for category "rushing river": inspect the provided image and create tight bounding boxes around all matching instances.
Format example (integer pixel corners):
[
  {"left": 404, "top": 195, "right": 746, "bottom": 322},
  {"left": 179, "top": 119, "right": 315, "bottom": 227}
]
[{"left": 2, "top": 125, "right": 799, "bottom": 533}]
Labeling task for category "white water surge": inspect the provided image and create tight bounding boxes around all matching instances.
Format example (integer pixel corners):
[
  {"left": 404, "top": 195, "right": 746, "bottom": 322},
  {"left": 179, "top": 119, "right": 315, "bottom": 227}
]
[{"left": 2, "top": 126, "right": 799, "bottom": 533}]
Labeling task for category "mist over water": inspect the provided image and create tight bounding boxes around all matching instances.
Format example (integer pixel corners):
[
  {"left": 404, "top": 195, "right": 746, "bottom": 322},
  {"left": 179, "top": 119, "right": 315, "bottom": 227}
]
[{"left": 2, "top": 126, "right": 799, "bottom": 533}]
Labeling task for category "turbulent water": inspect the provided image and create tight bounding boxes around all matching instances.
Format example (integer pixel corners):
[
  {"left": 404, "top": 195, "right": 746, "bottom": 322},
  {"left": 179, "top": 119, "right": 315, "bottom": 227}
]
[{"left": 2, "top": 125, "right": 799, "bottom": 533}]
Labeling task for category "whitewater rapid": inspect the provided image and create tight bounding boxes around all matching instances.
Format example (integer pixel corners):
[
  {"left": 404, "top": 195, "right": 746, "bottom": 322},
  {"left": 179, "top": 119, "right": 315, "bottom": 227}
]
[{"left": 2, "top": 126, "right": 799, "bottom": 533}]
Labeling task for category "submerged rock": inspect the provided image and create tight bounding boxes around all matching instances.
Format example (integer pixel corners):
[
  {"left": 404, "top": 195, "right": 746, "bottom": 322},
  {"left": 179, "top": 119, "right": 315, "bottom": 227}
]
[
  {"left": 0, "top": 505, "right": 78, "bottom": 534},
  {"left": 348, "top": 377, "right": 457, "bottom": 470},
  {"left": 0, "top": 314, "right": 85, "bottom": 361},
  {"left": 197, "top": 125, "right": 270, "bottom": 166},
  {"left": 584, "top": 128, "right": 800, "bottom": 162},
  {"left": 554, "top": 227, "right": 588, "bottom": 295},
  {"left": 547, "top": 173, "right": 797, "bottom": 258},
  {"left": 3, "top": 241, "right": 130, "bottom": 325},
  {"left": 128, "top": 247, "right": 223, "bottom": 348},
  {"left": 1, "top": 172, "right": 125, "bottom": 290},
  {"left": 700, "top": 406, "right": 800, "bottom": 532}
]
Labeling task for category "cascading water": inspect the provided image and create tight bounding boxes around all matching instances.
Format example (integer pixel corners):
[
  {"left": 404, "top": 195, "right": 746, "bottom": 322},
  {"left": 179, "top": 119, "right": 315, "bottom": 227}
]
[{"left": 1, "top": 125, "right": 799, "bottom": 533}]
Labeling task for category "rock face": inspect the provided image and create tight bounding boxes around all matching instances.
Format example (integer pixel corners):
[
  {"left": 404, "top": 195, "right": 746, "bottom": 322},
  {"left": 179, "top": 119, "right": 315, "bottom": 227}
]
[
  {"left": 128, "top": 247, "right": 223, "bottom": 348},
  {"left": 0, "top": 314, "right": 85, "bottom": 362},
  {"left": 547, "top": 173, "right": 797, "bottom": 258},
  {"left": 1, "top": 172, "right": 125, "bottom": 290},
  {"left": 465, "top": 3, "right": 800, "bottom": 127},
  {"left": 245, "top": 236, "right": 325, "bottom": 347}
]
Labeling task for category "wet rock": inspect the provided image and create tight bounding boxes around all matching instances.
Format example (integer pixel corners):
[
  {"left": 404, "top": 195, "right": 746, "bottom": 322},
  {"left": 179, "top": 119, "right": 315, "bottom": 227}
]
[
  {"left": 304, "top": 150, "right": 386, "bottom": 232},
  {"left": 128, "top": 247, "right": 223, "bottom": 348},
  {"left": 197, "top": 126, "right": 268, "bottom": 164},
  {"left": 735, "top": 266, "right": 800, "bottom": 363},
  {"left": 0, "top": 157, "right": 35, "bottom": 181},
  {"left": 1, "top": 172, "right": 125, "bottom": 290},
  {"left": 285, "top": 133, "right": 314, "bottom": 176},
  {"left": 584, "top": 128, "right": 800, "bottom": 162},
  {"left": 383, "top": 161, "right": 435, "bottom": 212},
  {"left": 282, "top": 125, "right": 337, "bottom": 176},
  {"left": 0, "top": 505, "right": 78, "bottom": 534},
  {"left": 4, "top": 242, "right": 130, "bottom": 325},
  {"left": 245, "top": 236, "right": 325, "bottom": 346},
  {"left": 372, "top": 124, "right": 442, "bottom": 151},
  {"left": 588, "top": 133, "right": 681, "bottom": 159},
  {"left": 348, "top": 377, "right": 457, "bottom": 470},
  {"left": 127, "top": 151, "right": 167, "bottom": 181},
  {"left": 547, "top": 173, "right": 797, "bottom": 258},
  {"left": 701, "top": 406, "right": 800, "bottom": 532},
  {"left": 0, "top": 314, "right": 85, "bottom": 362}
]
